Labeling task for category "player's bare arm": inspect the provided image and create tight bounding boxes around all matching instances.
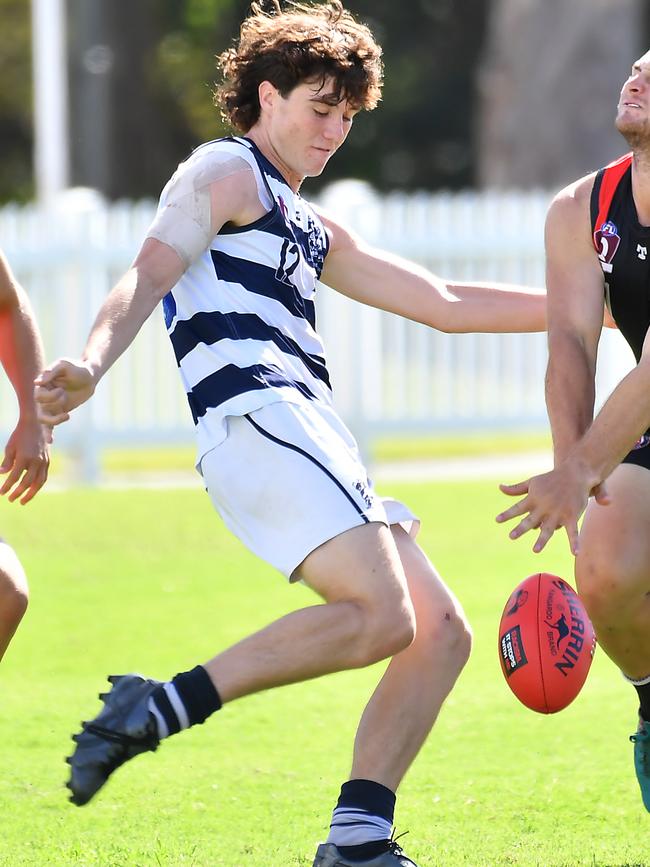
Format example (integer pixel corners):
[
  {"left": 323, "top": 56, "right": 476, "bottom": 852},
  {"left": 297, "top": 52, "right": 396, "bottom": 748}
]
[
  {"left": 495, "top": 178, "right": 606, "bottom": 554},
  {"left": 34, "top": 240, "right": 187, "bottom": 432},
  {"left": 495, "top": 175, "right": 617, "bottom": 554},
  {"left": 35, "top": 164, "right": 260, "bottom": 432},
  {"left": 318, "top": 210, "right": 547, "bottom": 333},
  {"left": 0, "top": 251, "right": 49, "bottom": 504},
  {"left": 543, "top": 175, "right": 606, "bottom": 464}
]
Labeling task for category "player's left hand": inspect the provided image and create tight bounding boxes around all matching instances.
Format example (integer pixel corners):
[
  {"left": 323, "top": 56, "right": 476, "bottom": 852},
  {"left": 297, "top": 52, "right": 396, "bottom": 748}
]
[
  {"left": 34, "top": 358, "right": 97, "bottom": 441},
  {"left": 495, "top": 461, "right": 609, "bottom": 556},
  {"left": 0, "top": 416, "right": 50, "bottom": 504}
]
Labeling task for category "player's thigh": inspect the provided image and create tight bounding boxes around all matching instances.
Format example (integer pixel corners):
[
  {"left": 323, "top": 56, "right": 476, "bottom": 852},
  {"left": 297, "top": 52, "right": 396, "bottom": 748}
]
[
  {"left": 391, "top": 524, "right": 470, "bottom": 631},
  {"left": 202, "top": 403, "right": 416, "bottom": 581},
  {"left": 296, "top": 520, "right": 411, "bottom": 614},
  {"left": 577, "top": 463, "right": 650, "bottom": 592}
]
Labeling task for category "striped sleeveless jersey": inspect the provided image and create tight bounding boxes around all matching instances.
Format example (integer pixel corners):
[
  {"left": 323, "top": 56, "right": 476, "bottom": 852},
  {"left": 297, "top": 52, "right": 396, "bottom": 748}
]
[{"left": 159, "top": 137, "right": 333, "bottom": 462}]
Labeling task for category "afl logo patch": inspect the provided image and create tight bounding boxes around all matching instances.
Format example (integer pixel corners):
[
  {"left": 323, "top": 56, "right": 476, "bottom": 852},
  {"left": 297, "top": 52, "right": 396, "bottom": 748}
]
[{"left": 601, "top": 220, "right": 619, "bottom": 236}]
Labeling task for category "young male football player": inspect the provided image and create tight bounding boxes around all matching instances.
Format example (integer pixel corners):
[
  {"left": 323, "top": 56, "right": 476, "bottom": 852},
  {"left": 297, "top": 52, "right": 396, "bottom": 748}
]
[
  {"left": 36, "top": 3, "right": 547, "bottom": 864},
  {"left": 0, "top": 248, "right": 49, "bottom": 663},
  {"left": 497, "top": 49, "right": 650, "bottom": 813}
]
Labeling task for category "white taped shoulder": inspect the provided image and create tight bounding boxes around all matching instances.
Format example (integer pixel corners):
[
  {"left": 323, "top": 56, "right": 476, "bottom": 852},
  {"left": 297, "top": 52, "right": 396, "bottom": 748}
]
[{"left": 146, "top": 148, "right": 271, "bottom": 268}]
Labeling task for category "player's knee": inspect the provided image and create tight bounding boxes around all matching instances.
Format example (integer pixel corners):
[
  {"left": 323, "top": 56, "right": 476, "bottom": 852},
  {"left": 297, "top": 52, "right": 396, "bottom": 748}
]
[
  {"left": 449, "top": 612, "right": 473, "bottom": 667},
  {"left": 576, "top": 551, "right": 638, "bottom": 625},
  {"left": 382, "top": 603, "right": 417, "bottom": 656},
  {"left": 353, "top": 599, "right": 416, "bottom": 666},
  {"left": 0, "top": 568, "right": 29, "bottom": 623},
  {"left": 422, "top": 607, "right": 472, "bottom": 669}
]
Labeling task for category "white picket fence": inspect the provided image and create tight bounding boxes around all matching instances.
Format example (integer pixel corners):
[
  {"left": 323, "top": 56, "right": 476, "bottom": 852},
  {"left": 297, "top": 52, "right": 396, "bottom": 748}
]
[{"left": 0, "top": 184, "right": 635, "bottom": 480}]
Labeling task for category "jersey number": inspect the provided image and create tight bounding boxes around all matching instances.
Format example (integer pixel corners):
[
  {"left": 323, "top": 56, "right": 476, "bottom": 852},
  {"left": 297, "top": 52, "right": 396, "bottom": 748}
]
[{"left": 276, "top": 239, "right": 301, "bottom": 287}]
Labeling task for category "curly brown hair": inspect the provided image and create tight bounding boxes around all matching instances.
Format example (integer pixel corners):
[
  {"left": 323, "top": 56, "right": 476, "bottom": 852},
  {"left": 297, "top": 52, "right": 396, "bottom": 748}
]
[{"left": 215, "top": 1, "right": 383, "bottom": 133}]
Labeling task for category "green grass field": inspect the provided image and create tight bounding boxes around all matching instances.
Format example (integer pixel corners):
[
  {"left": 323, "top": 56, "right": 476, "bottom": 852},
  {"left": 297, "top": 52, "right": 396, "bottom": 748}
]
[{"left": 0, "top": 477, "right": 646, "bottom": 866}]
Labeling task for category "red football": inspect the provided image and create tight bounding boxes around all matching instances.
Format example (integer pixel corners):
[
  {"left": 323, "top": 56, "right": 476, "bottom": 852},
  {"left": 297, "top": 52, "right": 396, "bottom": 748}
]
[{"left": 498, "top": 573, "right": 596, "bottom": 714}]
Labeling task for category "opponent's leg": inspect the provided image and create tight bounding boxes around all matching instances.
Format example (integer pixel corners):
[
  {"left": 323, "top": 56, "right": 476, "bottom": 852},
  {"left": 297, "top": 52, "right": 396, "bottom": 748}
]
[
  {"left": 0, "top": 539, "right": 28, "bottom": 663},
  {"left": 575, "top": 463, "right": 650, "bottom": 809},
  {"left": 315, "top": 526, "right": 472, "bottom": 865},
  {"left": 67, "top": 521, "right": 416, "bottom": 805},
  {"left": 577, "top": 465, "right": 650, "bottom": 677}
]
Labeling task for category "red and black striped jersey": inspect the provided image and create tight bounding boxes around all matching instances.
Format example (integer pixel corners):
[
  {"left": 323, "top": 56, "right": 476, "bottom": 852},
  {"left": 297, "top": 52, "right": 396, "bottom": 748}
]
[{"left": 590, "top": 152, "right": 650, "bottom": 363}]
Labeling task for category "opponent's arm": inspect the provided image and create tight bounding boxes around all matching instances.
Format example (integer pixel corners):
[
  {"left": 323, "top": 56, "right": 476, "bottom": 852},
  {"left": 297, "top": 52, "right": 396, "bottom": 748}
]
[
  {"left": 543, "top": 179, "right": 606, "bottom": 465},
  {"left": 496, "top": 324, "right": 650, "bottom": 555},
  {"left": 319, "top": 211, "right": 547, "bottom": 333},
  {"left": 0, "top": 250, "right": 49, "bottom": 503},
  {"left": 495, "top": 178, "right": 614, "bottom": 553}
]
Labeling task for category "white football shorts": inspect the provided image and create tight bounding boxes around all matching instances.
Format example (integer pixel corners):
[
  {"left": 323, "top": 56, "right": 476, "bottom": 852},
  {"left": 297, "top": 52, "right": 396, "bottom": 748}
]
[{"left": 199, "top": 400, "right": 419, "bottom": 580}]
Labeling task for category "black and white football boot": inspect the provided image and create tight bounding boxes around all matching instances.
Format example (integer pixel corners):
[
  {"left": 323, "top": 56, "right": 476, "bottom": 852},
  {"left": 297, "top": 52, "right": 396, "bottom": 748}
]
[
  {"left": 66, "top": 674, "right": 161, "bottom": 806},
  {"left": 312, "top": 835, "right": 419, "bottom": 867}
]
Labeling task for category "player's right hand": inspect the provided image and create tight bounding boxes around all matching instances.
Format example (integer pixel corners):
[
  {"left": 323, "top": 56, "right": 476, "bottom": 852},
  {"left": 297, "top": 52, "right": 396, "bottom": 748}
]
[{"left": 34, "top": 359, "right": 97, "bottom": 437}]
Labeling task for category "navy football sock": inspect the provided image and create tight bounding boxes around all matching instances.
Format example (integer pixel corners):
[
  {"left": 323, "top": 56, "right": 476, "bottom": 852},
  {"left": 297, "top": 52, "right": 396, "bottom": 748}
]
[
  {"left": 148, "top": 665, "right": 222, "bottom": 739},
  {"left": 327, "top": 779, "right": 396, "bottom": 861}
]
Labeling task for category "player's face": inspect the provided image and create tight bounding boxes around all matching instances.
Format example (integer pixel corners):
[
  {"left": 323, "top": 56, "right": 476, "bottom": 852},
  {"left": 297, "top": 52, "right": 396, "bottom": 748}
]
[
  {"left": 616, "top": 51, "right": 650, "bottom": 143},
  {"left": 256, "top": 77, "right": 357, "bottom": 189}
]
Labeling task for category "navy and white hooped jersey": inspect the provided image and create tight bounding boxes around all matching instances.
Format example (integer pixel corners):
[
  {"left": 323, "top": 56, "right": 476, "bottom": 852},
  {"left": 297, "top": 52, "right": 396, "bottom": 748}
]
[{"left": 157, "top": 136, "right": 332, "bottom": 462}]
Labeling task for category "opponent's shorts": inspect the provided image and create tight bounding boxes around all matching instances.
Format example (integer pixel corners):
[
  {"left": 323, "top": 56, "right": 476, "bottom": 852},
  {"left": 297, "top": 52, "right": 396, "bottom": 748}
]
[
  {"left": 199, "top": 401, "right": 419, "bottom": 580},
  {"left": 622, "top": 432, "right": 650, "bottom": 471}
]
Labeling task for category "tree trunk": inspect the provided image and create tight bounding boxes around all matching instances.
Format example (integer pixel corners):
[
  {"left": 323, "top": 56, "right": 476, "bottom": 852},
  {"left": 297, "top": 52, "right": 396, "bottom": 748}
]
[{"left": 477, "top": 0, "right": 644, "bottom": 189}]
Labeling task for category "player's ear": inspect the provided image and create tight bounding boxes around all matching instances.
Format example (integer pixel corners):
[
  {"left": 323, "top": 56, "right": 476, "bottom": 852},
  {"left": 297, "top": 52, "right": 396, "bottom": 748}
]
[{"left": 258, "top": 81, "right": 279, "bottom": 115}]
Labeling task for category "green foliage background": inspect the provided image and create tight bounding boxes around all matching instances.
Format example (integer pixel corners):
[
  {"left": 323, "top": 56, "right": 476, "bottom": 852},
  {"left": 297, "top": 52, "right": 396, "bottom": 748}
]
[
  {"left": 0, "top": 0, "right": 488, "bottom": 203},
  {"left": 0, "top": 0, "right": 33, "bottom": 202}
]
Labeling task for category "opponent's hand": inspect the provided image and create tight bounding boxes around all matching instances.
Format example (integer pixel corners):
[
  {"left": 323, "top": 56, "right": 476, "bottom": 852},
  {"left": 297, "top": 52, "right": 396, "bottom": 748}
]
[
  {"left": 495, "top": 460, "right": 607, "bottom": 555},
  {"left": 0, "top": 416, "right": 50, "bottom": 504},
  {"left": 34, "top": 358, "right": 97, "bottom": 439}
]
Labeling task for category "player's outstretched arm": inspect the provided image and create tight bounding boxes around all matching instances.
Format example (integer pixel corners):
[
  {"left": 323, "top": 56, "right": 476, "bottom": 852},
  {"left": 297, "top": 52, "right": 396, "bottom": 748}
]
[
  {"left": 494, "top": 175, "right": 628, "bottom": 555},
  {"left": 497, "top": 327, "right": 650, "bottom": 554},
  {"left": 0, "top": 250, "right": 49, "bottom": 504},
  {"left": 35, "top": 239, "right": 186, "bottom": 436},
  {"left": 543, "top": 178, "right": 605, "bottom": 465},
  {"left": 318, "top": 210, "right": 547, "bottom": 333}
]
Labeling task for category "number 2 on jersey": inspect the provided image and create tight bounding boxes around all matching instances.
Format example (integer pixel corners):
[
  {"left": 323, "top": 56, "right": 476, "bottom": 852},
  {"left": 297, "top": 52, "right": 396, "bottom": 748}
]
[{"left": 276, "top": 239, "right": 301, "bottom": 286}]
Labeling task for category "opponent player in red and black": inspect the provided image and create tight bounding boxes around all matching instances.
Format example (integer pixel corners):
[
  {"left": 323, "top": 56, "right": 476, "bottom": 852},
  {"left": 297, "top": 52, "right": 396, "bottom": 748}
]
[
  {"left": 0, "top": 249, "right": 49, "bottom": 663},
  {"left": 497, "top": 49, "right": 650, "bottom": 811}
]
